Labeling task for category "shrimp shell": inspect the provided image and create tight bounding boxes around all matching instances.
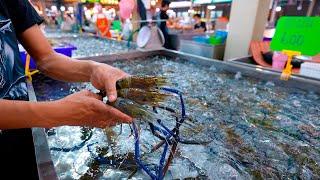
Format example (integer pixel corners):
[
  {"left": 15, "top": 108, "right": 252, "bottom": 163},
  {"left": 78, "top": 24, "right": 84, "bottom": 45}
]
[
  {"left": 117, "top": 88, "right": 172, "bottom": 105},
  {"left": 116, "top": 76, "right": 168, "bottom": 90},
  {"left": 110, "top": 97, "right": 159, "bottom": 123}
]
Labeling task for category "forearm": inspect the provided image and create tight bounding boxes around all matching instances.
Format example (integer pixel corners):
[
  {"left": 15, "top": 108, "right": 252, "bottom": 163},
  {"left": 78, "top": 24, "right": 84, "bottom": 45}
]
[
  {"left": 37, "top": 52, "right": 97, "bottom": 82},
  {"left": 0, "top": 100, "right": 62, "bottom": 129},
  {"left": 18, "top": 24, "right": 98, "bottom": 82}
]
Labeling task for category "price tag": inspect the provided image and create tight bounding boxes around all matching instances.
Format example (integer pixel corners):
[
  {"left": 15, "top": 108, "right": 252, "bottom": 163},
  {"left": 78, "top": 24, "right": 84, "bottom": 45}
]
[{"left": 270, "top": 16, "right": 320, "bottom": 56}]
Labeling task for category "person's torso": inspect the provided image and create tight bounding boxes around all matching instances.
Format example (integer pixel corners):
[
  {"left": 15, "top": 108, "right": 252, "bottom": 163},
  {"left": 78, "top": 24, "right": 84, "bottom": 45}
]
[
  {"left": 0, "top": 2, "right": 28, "bottom": 100},
  {"left": 96, "top": 14, "right": 108, "bottom": 29},
  {"left": 96, "top": 14, "right": 111, "bottom": 38},
  {"left": 158, "top": 11, "right": 168, "bottom": 34},
  {"left": 194, "top": 23, "right": 201, "bottom": 29}
]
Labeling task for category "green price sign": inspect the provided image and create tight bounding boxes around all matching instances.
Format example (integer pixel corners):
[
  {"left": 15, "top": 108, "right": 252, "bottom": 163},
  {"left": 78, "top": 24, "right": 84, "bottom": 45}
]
[{"left": 270, "top": 16, "right": 320, "bottom": 56}]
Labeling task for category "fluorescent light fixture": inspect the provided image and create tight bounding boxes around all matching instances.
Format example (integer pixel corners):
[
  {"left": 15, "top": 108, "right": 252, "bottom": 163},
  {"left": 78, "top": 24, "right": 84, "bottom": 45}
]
[
  {"left": 194, "top": 0, "right": 231, "bottom": 4},
  {"left": 275, "top": 6, "right": 282, "bottom": 12},
  {"left": 207, "top": 5, "right": 216, "bottom": 10},
  {"left": 193, "top": 0, "right": 211, "bottom": 5},
  {"left": 169, "top": 1, "right": 192, "bottom": 8}
]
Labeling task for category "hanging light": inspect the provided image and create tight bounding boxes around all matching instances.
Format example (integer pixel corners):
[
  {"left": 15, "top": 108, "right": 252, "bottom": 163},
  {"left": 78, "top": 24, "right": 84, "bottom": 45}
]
[
  {"left": 151, "top": 0, "right": 156, "bottom": 6},
  {"left": 275, "top": 6, "right": 282, "bottom": 12},
  {"left": 170, "top": 1, "right": 192, "bottom": 8},
  {"left": 60, "top": 6, "right": 65, "bottom": 12},
  {"left": 51, "top": 5, "right": 57, "bottom": 12}
]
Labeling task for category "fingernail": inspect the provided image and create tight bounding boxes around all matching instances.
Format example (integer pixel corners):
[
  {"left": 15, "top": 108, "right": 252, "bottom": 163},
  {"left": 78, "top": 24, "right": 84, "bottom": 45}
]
[{"left": 109, "top": 95, "right": 116, "bottom": 102}]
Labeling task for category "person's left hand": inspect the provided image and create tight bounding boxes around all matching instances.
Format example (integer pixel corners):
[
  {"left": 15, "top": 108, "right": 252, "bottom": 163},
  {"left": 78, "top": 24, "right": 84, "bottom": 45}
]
[{"left": 90, "top": 63, "right": 129, "bottom": 102}]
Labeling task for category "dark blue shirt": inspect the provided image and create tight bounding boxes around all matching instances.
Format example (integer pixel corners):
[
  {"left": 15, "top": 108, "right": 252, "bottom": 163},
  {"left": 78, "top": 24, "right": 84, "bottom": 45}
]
[{"left": 0, "top": 0, "right": 43, "bottom": 100}]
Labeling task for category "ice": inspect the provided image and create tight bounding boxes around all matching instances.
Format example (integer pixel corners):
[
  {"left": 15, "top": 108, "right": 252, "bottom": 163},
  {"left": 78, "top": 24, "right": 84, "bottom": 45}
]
[
  {"left": 50, "top": 36, "right": 135, "bottom": 58},
  {"left": 234, "top": 71, "right": 242, "bottom": 80},
  {"left": 168, "top": 159, "right": 198, "bottom": 179},
  {"left": 293, "top": 100, "right": 302, "bottom": 107},
  {"left": 44, "top": 31, "right": 79, "bottom": 38},
  {"left": 216, "top": 164, "right": 242, "bottom": 179},
  {"left": 32, "top": 56, "right": 320, "bottom": 179},
  {"left": 265, "top": 81, "right": 275, "bottom": 87}
]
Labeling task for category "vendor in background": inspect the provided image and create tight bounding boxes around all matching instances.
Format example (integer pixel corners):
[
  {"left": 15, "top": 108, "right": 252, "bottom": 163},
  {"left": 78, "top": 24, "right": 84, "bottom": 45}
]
[
  {"left": 193, "top": 14, "right": 207, "bottom": 33},
  {"left": 61, "top": 12, "right": 76, "bottom": 31},
  {"left": 0, "top": 0, "right": 132, "bottom": 178},
  {"left": 93, "top": 3, "right": 112, "bottom": 38},
  {"left": 158, "top": 0, "right": 172, "bottom": 49}
]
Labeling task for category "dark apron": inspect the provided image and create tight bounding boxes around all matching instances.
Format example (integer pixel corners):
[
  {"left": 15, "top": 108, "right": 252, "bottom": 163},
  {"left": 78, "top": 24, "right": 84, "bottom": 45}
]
[{"left": 0, "top": 97, "right": 39, "bottom": 179}]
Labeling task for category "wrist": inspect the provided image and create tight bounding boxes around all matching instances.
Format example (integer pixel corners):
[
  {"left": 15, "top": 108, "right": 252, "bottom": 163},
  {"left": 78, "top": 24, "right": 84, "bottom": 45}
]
[
  {"left": 28, "top": 100, "right": 66, "bottom": 128},
  {"left": 88, "top": 60, "right": 100, "bottom": 73}
]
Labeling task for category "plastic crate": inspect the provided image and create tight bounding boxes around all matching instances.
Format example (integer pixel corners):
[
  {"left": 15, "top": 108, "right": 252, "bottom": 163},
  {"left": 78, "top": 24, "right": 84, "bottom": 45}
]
[
  {"left": 215, "top": 30, "right": 228, "bottom": 43},
  {"left": 19, "top": 44, "right": 77, "bottom": 69}
]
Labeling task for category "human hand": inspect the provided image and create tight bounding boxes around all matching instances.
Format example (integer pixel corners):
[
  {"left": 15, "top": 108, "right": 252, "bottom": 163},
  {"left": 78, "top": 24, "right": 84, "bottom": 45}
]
[
  {"left": 54, "top": 90, "right": 133, "bottom": 128},
  {"left": 312, "top": 54, "right": 320, "bottom": 62},
  {"left": 90, "top": 63, "right": 128, "bottom": 102}
]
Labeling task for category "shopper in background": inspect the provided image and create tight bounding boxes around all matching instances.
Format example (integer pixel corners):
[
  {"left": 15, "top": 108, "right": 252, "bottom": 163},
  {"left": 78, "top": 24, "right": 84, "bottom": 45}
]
[
  {"left": 0, "top": 0, "right": 132, "bottom": 178},
  {"left": 93, "top": 3, "right": 112, "bottom": 38},
  {"left": 193, "top": 14, "right": 207, "bottom": 33},
  {"left": 157, "top": 0, "right": 172, "bottom": 49},
  {"left": 61, "top": 12, "right": 76, "bottom": 31},
  {"left": 313, "top": 54, "right": 320, "bottom": 61}
]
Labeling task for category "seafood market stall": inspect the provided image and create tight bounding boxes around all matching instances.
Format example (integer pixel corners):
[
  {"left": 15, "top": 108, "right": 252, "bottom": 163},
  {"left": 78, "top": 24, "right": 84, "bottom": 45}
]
[
  {"left": 22, "top": 33, "right": 137, "bottom": 69},
  {"left": 179, "top": 40, "right": 225, "bottom": 60},
  {"left": 169, "top": 32, "right": 225, "bottom": 60},
  {"left": 43, "top": 29, "right": 89, "bottom": 39},
  {"left": 30, "top": 50, "right": 320, "bottom": 179},
  {"left": 49, "top": 35, "right": 137, "bottom": 58}
]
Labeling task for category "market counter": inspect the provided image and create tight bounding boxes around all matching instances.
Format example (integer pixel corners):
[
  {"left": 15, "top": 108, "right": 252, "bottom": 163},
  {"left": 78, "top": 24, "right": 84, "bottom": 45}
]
[{"left": 167, "top": 32, "right": 225, "bottom": 60}]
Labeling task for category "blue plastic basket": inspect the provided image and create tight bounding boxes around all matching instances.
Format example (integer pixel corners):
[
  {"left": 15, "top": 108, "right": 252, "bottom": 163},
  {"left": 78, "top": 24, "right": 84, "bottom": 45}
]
[
  {"left": 215, "top": 30, "right": 228, "bottom": 43},
  {"left": 20, "top": 44, "right": 77, "bottom": 69}
]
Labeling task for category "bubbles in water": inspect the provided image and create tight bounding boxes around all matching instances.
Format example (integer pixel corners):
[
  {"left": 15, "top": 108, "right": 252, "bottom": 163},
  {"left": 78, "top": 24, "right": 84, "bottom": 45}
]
[
  {"left": 235, "top": 72, "right": 242, "bottom": 80},
  {"left": 209, "top": 65, "right": 217, "bottom": 72},
  {"left": 265, "top": 81, "right": 275, "bottom": 87},
  {"left": 293, "top": 100, "right": 301, "bottom": 107}
]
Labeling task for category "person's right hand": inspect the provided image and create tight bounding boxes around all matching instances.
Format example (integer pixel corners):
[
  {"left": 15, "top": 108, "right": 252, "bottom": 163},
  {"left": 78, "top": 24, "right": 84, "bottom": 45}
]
[{"left": 51, "top": 90, "right": 133, "bottom": 128}]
